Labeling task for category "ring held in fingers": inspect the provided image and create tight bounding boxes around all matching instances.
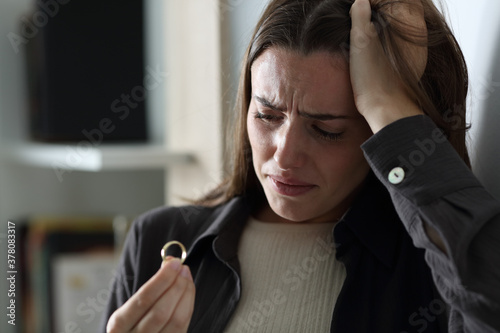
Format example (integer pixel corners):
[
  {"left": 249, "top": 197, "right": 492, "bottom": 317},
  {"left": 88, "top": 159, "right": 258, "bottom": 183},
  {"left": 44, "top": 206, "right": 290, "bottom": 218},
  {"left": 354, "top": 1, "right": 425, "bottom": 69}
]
[{"left": 161, "top": 241, "right": 187, "bottom": 264}]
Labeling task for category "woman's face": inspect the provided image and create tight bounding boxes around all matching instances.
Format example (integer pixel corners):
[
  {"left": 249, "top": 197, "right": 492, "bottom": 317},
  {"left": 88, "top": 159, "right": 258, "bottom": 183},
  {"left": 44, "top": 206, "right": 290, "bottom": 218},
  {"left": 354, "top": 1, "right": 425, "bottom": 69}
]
[{"left": 247, "top": 47, "right": 373, "bottom": 223}]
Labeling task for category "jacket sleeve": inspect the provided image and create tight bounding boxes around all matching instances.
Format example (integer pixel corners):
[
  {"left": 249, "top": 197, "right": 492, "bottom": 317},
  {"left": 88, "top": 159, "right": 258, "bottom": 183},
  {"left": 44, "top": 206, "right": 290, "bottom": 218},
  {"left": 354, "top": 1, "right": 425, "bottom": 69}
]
[
  {"left": 361, "top": 115, "right": 500, "bottom": 333},
  {"left": 98, "top": 218, "right": 141, "bottom": 332}
]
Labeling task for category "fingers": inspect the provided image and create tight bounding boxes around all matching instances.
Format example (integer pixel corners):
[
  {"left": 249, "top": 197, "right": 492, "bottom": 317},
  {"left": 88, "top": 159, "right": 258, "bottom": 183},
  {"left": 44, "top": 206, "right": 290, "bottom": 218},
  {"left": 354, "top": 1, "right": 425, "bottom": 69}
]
[
  {"left": 385, "top": 0, "right": 429, "bottom": 78},
  {"left": 349, "top": 0, "right": 388, "bottom": 103},
  {"left": 161, "top": 255, "right": 175, "bottom": 268},
  {"left": 350, "top": 0, "right": 427, "bottom": 75},
  {"left": 349, "top": 0, "right": 380, "bottom": 63},
  {"left": 399, "top": 2, "right": 428, "bottom": 78},
  {"left": 160, "top": 267, "right": 196, "bottom": 333},
  {"left": 389, "top": 0, "right": 424, "bottom": 24},
  {"left": 106, "top": 258, "right": 185, "bottom": 333},
  {"left": 349, "top": 0, "right": 425, "bottom": 132},
  {"left": 350, "top": 0, "right": 377, "bottom": 43},
  {"left": 351, "top": 0, "right": 426, "bottom": 34},
  {"left": 389, "top": 0, "right": 428, "bottom": 73},
  {"left": 135, "top": 265, "right": 194, "bottom": 332}
]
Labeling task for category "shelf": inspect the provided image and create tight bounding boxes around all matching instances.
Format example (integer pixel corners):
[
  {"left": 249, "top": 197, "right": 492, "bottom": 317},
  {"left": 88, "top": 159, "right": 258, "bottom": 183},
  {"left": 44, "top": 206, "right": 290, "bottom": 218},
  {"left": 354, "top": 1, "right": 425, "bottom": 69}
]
[{"left": 0, "top": 142, "right": 195, "bottom": 172}]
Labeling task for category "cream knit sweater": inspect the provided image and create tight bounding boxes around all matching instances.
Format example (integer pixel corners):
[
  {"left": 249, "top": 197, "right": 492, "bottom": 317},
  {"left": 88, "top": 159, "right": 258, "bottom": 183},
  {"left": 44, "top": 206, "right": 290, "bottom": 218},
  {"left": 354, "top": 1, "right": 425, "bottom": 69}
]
[{"left": 224, "top": 217, "right": 346, "bottom": 332}]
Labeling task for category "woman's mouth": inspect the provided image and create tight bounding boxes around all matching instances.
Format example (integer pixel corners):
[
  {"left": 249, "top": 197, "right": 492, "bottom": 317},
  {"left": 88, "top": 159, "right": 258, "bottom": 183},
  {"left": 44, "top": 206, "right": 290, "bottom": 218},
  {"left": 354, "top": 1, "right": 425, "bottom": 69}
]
[{"left": 268, "top": 175, "right": 316, "bottom": 197}]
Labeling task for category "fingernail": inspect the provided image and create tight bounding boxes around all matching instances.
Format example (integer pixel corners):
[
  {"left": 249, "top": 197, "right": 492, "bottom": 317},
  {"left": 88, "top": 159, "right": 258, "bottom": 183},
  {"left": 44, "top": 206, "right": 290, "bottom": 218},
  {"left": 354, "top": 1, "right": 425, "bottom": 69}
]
[
  {"left": 161, "top": 255, "right": 174, "bottom": 268},
  {"left": 181, "top": 266, "right": 192, "bottom": 280},
  {"left": 169, "top": 258, "right": 182, "bottom": 271}
]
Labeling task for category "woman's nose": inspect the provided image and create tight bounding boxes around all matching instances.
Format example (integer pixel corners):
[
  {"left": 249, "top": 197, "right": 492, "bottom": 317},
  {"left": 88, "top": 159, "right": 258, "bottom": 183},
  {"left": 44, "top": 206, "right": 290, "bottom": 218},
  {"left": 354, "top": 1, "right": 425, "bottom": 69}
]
[{"left": 273, "top": 122, "right": 307, "bottom": 170}]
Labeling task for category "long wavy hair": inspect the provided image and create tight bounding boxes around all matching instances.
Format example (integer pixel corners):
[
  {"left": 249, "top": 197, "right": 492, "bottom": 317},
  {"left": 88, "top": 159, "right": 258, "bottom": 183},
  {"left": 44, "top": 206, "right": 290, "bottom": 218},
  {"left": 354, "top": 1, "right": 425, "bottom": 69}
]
[{"left": 197, "top": 0, "right": 469, "bottom": 206}]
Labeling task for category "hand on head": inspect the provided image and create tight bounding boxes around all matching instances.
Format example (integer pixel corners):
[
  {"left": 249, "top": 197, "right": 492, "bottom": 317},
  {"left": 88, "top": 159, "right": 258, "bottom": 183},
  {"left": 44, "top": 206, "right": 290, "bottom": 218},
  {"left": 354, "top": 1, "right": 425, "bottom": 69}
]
[{"left": 349, "top": 0, "right": 427, "bottom": 133}]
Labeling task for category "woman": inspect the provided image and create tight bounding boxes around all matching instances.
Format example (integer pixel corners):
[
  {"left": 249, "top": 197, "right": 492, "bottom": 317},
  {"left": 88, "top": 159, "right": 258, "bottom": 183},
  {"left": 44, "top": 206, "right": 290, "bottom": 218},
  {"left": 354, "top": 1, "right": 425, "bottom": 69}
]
[{"left": 102, "top": 0, "right": 500, "bottom": 332}]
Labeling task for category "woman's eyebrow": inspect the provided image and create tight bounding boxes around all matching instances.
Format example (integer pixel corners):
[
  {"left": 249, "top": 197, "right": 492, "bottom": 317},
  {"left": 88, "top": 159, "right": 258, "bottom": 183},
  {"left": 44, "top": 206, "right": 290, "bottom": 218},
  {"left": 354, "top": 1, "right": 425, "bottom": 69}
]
[
  {"left": 254, "top": 95, "right": 353, "bottom": 120},
  {"left": 297, "top": 110, "right": 350, "bottom": 120},
  {"left": 254, "top": 95, "right": 285, "bottom": 111}
]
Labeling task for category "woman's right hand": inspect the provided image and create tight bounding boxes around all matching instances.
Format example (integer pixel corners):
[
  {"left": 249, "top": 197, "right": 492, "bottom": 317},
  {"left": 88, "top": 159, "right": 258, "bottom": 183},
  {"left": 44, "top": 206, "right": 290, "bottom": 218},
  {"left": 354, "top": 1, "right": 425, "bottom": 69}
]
[{"left": 106, "top": 257, "right": 196, "bottom": 333}]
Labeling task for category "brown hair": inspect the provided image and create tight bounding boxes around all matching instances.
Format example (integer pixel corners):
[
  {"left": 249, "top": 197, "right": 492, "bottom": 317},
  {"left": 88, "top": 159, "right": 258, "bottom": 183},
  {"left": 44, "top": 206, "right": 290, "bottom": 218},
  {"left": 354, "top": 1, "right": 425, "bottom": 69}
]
[{"left": 197, "top": 0, "right": 469, "bottom": 206}]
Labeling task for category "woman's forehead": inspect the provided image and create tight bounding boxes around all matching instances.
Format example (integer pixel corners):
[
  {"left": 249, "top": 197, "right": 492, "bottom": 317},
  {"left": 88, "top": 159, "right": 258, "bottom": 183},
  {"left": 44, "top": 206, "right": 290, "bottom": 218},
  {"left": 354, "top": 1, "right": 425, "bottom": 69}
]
[
  {"left": 251, "top": 47, "right": 347, "bottom": 76},
  {"left": 250, "top": 47, "right": 356, "bottom": 115}
]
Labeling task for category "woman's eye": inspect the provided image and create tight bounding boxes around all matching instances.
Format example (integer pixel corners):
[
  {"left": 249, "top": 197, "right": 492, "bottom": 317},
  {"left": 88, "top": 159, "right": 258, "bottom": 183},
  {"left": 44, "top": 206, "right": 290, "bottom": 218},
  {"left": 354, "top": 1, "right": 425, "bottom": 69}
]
[
  {"left": 313, "top": 125, "right": 344, "bottom": 142},
  {"left": 254, "top": 112, "right": 281, "bottom": 122},
  {"left": 254, "top": 111, "right": 343, "bottom": 141}
]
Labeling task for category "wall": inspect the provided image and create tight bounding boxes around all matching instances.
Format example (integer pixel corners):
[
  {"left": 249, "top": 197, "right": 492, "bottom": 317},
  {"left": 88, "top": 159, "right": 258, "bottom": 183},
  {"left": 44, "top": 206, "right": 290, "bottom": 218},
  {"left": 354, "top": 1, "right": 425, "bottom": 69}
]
[
  {"left": 0, "top": 0, "right": 167, "bottom": 223},
  {"left": 445, "top": 0, "right": 500, "bottom": 199},
  {"left": 223, "top": 0, "right": 270, "bottom": 103},
  {"left": 0, "top": 1, "right": 165, "bottom": 332}
]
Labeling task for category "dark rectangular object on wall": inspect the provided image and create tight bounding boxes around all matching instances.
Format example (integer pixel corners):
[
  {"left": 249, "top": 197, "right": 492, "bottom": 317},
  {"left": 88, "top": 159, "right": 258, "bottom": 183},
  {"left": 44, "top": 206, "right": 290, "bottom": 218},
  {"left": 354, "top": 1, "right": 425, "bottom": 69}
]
[{"left": 26, "top": 0, "right": 147, "bottom": 142}]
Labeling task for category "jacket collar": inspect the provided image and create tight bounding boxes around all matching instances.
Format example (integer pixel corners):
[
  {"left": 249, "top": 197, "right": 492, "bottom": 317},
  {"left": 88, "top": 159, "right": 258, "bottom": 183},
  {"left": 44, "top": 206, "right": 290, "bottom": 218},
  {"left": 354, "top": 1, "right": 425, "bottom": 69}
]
[
  {"left": 186, "top": 172, "right": 400, "bottom": 269},
  {"left": 186, "top": 196, "right": 251, "bottom": 264},
  {"left": 334, "top": 172, "right": 401, "bottom": 268}
]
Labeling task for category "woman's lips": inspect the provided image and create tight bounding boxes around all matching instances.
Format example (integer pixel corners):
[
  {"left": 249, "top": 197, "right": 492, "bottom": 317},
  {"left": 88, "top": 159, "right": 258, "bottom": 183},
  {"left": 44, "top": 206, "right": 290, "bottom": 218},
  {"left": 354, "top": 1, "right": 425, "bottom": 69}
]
[{"left": 268, "top": 175, "right": 316, "bottom": 197}]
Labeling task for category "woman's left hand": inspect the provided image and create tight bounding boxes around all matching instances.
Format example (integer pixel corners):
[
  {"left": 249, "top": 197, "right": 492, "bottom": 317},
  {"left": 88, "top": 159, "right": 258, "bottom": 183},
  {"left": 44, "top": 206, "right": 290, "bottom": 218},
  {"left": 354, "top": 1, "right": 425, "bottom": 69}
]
[
  {"left": 349, "top": 0, "right": 448, "bottom": 253},
  {"left": 349, "top": 0, "right": 427, "bottom": 133}
]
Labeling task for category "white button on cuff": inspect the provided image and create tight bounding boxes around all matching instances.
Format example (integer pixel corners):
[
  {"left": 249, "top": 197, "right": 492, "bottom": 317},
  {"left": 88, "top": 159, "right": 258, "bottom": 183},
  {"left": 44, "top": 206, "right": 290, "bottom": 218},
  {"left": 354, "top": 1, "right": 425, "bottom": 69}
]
[{"left": 388, "top": 167, "right": 405, "bottom": 185}]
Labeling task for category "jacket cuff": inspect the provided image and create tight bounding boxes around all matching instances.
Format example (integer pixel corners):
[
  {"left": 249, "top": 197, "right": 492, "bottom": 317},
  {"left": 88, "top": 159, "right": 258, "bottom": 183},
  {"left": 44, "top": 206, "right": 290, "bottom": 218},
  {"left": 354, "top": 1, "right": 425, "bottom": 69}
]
[{"left": 361, "top": 115, "right": 481, "bottom": 205}]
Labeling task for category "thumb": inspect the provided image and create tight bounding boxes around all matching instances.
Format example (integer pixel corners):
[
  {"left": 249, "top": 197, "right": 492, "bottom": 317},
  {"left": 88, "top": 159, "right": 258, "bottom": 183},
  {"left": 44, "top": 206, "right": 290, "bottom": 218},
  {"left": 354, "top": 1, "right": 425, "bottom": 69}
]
[
  {"left": 350, "top": 0, "right": 372, "bottom": 27},
  {"left": 161, "top": 255, "right": 175, "bottom": 268},
  {"left": 349, "top": 0, "right": 379, "bottom": 58}
]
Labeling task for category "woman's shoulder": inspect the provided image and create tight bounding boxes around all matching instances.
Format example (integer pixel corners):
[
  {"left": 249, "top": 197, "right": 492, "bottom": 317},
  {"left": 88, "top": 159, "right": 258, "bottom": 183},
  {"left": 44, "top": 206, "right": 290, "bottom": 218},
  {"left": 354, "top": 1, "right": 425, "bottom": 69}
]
[
  {"left": 136, "top": 204, "right": 216, "bottom": 228},
  {"left": 130, "top": 196, "right": 251, "bottom": 244},
  {"left": 132, "top": 204, "right": 219, "bottom": 238}
]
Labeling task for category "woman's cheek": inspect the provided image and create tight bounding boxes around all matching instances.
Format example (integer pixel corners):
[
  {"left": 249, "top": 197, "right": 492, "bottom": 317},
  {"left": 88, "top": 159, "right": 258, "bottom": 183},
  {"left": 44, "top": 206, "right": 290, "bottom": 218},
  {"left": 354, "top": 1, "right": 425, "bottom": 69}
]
[
  {"left": 247, "top": 118, "right": 257, "bottom": 147},
  {"left": 249, "top": 121, "right": 272, "bottom": 149}
]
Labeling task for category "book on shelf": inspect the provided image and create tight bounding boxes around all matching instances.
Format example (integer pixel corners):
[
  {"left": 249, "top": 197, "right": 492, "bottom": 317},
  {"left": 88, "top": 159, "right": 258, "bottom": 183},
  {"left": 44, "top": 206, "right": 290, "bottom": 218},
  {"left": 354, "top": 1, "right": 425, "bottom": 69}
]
[{"left": 18, "top": 215, "right": 130, "bottom": 333}]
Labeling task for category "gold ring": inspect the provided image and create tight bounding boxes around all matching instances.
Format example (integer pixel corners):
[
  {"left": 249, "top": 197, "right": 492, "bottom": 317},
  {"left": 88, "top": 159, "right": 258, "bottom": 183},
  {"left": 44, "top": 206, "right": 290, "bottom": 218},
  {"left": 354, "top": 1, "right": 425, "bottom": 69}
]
[{"left": 161, "top": 241, "right": 187, "bottom": 263}]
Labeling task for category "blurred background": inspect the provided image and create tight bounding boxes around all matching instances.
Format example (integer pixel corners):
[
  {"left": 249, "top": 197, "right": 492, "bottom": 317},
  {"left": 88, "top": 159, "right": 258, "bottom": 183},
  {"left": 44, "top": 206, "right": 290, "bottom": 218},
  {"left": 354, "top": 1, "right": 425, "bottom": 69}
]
[{"left": 0, "top": 0, "right": 498, "bottom": 332}]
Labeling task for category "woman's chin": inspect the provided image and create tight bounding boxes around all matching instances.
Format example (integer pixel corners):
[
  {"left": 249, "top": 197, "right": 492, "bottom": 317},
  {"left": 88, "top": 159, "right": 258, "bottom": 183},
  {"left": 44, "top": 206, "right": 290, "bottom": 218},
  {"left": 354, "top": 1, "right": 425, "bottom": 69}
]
[{"left": 268, "top": 202, "right": 320, "bottom": 223}]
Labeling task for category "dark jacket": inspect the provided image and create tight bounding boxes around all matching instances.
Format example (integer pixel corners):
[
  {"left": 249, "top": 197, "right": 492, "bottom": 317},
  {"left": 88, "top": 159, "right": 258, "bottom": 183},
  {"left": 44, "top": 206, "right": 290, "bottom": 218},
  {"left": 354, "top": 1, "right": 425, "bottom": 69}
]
[
  {"left": 100, "top": 172, "right": 446, "bottom": 332},
  {"left": 101, "top": 116, "right": 500, "bottom": 332}
]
